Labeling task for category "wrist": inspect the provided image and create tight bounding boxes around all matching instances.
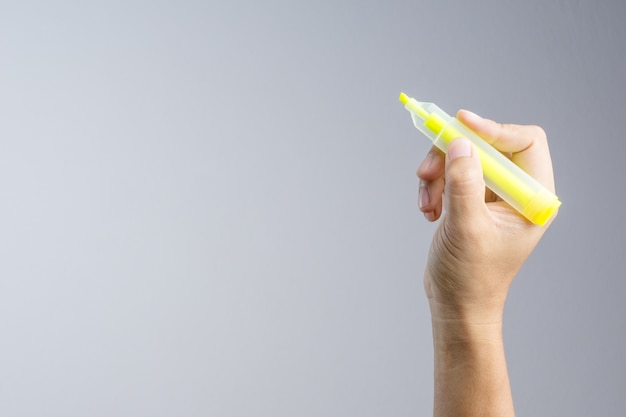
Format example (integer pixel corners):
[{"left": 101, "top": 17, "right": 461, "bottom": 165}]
[
  {"left": 428, "top": 298, "right": 505, "bottom": 325},
  {"left": 430, "top": 314, "right": 504, "bottom": 347}
]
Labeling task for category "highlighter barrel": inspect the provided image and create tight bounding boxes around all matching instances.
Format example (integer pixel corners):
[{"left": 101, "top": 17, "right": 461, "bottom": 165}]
[{"left": 399, "top": 93, "right": 560, "bottom": 226}]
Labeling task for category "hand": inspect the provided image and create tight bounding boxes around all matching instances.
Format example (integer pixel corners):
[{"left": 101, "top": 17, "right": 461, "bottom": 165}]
[{"left": 417, "top": 110, "right": 558, "bottom": 322}]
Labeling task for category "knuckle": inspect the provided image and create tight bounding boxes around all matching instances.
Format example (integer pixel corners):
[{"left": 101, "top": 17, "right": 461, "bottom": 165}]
[
  {"left": 447, "top": 163, "right": 483, "bottom": 191},
  {"left": 527, "top": 124, "right": 547, "bottom": 142},
  {"left": 490, "top": 122, "right": 511, "bottom": 148}
]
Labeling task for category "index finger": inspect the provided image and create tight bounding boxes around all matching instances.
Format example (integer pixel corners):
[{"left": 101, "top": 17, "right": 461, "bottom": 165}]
[{"left": 456, "top": 109, "right": 556, "bottom": 193}]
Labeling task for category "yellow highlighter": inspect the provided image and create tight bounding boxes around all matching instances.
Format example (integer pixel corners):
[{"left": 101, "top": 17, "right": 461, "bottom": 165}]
[{"left": 399, "top": 92, "right": 561, "bottom": 226}]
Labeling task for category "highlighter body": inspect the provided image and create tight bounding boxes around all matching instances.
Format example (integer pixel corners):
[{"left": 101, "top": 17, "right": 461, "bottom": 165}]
[{"left": 400, "top": 94, "right": 560, "bottom": 226}]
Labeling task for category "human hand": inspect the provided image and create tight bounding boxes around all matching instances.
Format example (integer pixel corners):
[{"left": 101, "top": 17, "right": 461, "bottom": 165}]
[{"left": 417, "top": 110, "right": 557, "bottom": 322}]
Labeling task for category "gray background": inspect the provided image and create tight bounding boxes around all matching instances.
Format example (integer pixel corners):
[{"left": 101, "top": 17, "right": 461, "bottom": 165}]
[{"left": 1, "top": 0, "right": 624, "bottom": 416}]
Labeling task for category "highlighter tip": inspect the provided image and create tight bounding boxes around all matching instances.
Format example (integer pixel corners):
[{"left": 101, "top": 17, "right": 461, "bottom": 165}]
[{"left": 399, "top": 92, "right": 409, "bottom": 105}]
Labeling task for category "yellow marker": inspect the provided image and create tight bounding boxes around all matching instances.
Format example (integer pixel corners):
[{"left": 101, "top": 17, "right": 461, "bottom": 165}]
[{"left": 399, "top": 92, "right": 561, "bottom": 226}]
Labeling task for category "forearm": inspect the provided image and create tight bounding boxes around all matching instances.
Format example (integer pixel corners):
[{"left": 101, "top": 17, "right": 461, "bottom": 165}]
[{"left": 431, "top": 315, "right": 515, "bottom": 417}]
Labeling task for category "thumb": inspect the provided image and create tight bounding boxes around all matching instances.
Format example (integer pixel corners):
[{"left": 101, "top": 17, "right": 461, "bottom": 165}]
[{"left": 444, "top": 138, "right": 488, "bottom": 223}]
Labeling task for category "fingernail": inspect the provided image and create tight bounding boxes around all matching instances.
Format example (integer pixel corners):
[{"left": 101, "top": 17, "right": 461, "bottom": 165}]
[
  {"left": 424, "top": 211, "right": 435, "bottom": 222},
  {"left": 418, "top": 180, "right": 430, "bottom": 210},
  {"left": 447, "top": 137, "right": 472, "bottom": 161}
]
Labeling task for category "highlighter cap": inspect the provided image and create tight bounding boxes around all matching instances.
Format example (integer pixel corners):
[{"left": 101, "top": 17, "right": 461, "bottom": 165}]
[{"left": 523, "top": 188, "right": 562, "bottom": 226}]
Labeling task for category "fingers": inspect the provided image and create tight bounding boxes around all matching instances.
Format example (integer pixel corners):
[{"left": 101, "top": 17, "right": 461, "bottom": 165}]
[
  {"left": 416, "top": 111, "right": 556, "bottom": 226},
  {"left": 417, "top": 147, "right": 445, "bottom": 221},
  {"left": 417, "top": 146, "right": 445, "bottom": 180},
  {"left": 456, "top": 110, "right": 556, "bottom": 192},
  {"left": 417, "top": 139, "right": 490, "bottom": 224},
  {"left": 419, "top": 177, "right": 445, "bottom": 221},
  {"left": 443, "top": 138, "right": 489, "bottom": 225}
]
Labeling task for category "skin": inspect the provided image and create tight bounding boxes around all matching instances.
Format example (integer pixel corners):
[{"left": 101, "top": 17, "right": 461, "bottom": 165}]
[{"left": 416, "top": 109, "right": 557, "bottom": 417}]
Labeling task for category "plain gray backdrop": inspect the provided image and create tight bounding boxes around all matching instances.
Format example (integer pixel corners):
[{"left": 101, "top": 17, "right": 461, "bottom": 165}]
[{"left": 1, "top": 0, "right": 625, "bottom": 416}]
